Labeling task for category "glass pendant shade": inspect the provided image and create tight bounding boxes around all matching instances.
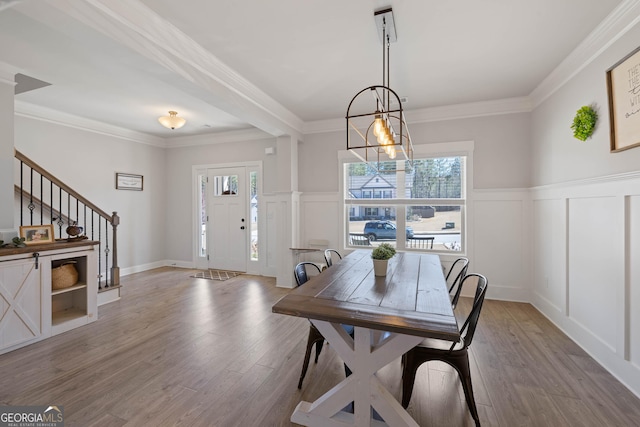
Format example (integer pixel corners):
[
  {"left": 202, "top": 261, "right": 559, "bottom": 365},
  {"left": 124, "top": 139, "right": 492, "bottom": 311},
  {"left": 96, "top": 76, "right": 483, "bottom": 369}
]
[{"left": 158, "top": 111, "right": 186, "bottom": 130}]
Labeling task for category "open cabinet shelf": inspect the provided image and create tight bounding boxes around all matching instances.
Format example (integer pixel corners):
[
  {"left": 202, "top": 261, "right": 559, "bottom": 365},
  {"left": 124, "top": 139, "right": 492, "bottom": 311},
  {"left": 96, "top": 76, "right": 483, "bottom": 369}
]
[
  {"left": 51, "top": 283, "right": 87, "bottom": 296},
  {"left": 49, "top": 248, "right": 97, "bottom": 336}
]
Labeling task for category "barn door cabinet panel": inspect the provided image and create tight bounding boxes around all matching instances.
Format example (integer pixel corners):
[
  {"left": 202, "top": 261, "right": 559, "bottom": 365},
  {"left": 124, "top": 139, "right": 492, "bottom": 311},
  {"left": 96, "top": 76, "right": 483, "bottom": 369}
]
[
  {"left": 0, "top": 241, "right": 99, "bottom": 354},
  {"left": 0, "top": 256, "right": 45, "bottom": 353}
]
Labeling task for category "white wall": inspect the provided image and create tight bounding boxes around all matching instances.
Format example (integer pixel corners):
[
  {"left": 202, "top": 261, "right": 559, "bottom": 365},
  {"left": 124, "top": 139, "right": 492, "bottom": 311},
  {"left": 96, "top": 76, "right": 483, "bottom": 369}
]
[
  {"left": 14, "top": 116, "right": 166, "bottom": 273},
  {"left": 409, "top": 114, "right": 532, "bottom": 189},
  {"left": 530, "top": 21, "right": 640, "bottom": 397},
  {"left": 531, "top": 24, "right": 640, "bottom": 186},
  {"left": 163, "top": 136, "right": 276, "bottom": 264}
]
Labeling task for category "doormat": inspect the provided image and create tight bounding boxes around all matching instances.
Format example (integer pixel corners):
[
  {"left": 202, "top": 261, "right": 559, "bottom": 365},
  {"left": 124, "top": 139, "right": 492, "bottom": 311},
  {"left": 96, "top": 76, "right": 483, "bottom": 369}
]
[{"left": 190, "top": 269, "right": 243, "bottom": 281}]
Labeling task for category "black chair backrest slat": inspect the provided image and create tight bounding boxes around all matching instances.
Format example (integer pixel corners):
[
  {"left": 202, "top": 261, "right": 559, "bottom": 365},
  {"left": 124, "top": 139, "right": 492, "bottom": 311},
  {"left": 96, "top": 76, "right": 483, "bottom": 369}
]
[
  {"left": 294, "top": 262, "right": 322, "bottom": 286},
  {"left": 449, "top": 273, "right": 488, "bottom": 352},
  {"left": 447, "top": 257, "right": 469, "bottom": 308},
  {"left": 324, "top": 249, "right": 342, "bottom": 268}
]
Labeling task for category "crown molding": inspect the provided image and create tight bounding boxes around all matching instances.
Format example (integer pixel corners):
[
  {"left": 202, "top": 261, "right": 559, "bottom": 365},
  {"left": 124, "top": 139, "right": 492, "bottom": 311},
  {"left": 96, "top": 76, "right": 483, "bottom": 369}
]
[
  {"left": 530, "top": 0, "right": 640, "bottom": 107},
  {"left": 303, "top": 97, "right": 532, "bottom": 134},
  {"left": 15, "top": 101, "right": 166, "bottom": 147},
  {"left": 406, "top": 97, "right": 532, "bottom": 124},
  {"left": 303, "top": 117, "right": 344, "bottom": 135},
  {"left": 166, "top": 128, "right": 273, "bottom": 148}
]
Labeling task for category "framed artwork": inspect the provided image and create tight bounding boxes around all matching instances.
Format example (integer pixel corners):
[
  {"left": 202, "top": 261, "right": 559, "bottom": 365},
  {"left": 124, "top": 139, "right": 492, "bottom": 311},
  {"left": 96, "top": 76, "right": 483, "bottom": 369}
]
[
  {"left": 20, "top": 224, "right": 55, "bottom": 245},
  {"left": 606, "top": 46, "right": 640, "bottom": 152},
  {"left": 116, "top": 173, "right": 143, "bottom": 191}
]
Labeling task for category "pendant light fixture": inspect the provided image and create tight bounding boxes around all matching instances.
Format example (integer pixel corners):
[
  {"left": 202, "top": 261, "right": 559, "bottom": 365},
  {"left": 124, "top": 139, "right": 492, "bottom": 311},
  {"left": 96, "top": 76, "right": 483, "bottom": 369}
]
[
  {"left": 346, "top": 8, "right": 413, "bottom": 168},
  {"left": 158, "top": 111, "right": 186, "bottom": 129}
]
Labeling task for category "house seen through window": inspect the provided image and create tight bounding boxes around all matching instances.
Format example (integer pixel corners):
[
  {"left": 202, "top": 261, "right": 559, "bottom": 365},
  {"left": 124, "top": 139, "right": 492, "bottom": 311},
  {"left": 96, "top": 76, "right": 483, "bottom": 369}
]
[{"left": 344, "top": 157, "right": 465, "bottom": 252}]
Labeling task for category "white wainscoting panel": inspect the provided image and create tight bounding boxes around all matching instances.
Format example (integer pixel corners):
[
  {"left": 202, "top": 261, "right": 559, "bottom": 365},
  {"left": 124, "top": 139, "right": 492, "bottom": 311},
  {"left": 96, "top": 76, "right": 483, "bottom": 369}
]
[
  {"left": 300, "top": 193, "right": 342, "bottom": 254},
  {"left": 264, "top": 197, "right": 279, "bottom": 278},
  {"left": 532, "top": 198, "right": 566, "bottom": 316},
  {"left": 472, "top": 196, "right": 529, "bottom": 301},
  {"left": 567, "top": 196, "right": 621, "bottom": 351},
  {"left": 532, "top": 172, "right": 640, "bottom": 398},
  {"left": 630, "top": 195, "right": 640, "bottom": 368}
]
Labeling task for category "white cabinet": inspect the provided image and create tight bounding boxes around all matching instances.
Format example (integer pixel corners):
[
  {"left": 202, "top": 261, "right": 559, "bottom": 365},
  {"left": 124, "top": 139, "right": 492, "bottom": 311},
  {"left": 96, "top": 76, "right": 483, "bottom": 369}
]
[
  {"left": 0, "top": 256, "right": 45, "bottom": 352},
  {"left": 0, "top": 242, "right": 98, "bottom": 354}
]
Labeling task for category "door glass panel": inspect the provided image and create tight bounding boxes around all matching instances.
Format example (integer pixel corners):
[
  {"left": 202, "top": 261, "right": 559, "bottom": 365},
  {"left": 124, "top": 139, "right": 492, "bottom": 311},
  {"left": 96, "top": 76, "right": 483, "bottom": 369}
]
[
  {"left": 213, "top": 175, "right": 238, "bottom": 196},
  {"left": 198, "top": 173, "right": 206, "bottom": 257},
  {"left": 250, "top": 171, "right": 258, "bottom": 261}
]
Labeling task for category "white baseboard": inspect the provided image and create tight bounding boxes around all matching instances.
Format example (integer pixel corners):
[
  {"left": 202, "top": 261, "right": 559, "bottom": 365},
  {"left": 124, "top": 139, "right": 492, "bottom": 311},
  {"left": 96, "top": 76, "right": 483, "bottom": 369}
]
[
  {"left": 98, "top": 287, "right": 120, "bottom": 306},
  {"left": 119, "top": 260, "right": 193, "bottom": 277},
  {"left": 485, "top": 284, "right": 530, "bottom": 303},
  {"left": 162, "top": 260, "right": 195, "bottom": 269}
]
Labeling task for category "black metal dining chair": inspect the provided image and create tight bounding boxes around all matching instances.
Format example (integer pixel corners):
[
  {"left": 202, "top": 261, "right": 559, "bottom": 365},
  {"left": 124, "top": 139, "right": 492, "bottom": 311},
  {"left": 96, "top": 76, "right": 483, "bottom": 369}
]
[
  {"left": 324, "top": 249, "right": 342, "bottom": 268},
  {"left": 401, "top": 273, "right": 488, "bottom": 427},
  {"left": 446, "top": 257, "right": 469, "bottom": 309},
  {"left": 294, "top": 262, "right": 354, "bottom": 389}
]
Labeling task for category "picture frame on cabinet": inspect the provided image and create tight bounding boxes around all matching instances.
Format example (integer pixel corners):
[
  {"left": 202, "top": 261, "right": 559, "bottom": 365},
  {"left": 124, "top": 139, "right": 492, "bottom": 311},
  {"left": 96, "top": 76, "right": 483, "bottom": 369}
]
[
  {"left": 115, "top": 172, "right": 143, "bottom": 191},
  {"left": 20, "top": 224, "right": 55, "bottom": 245},
  {"left": 606, "top": 45, "right": 640, "bottom": 152}
]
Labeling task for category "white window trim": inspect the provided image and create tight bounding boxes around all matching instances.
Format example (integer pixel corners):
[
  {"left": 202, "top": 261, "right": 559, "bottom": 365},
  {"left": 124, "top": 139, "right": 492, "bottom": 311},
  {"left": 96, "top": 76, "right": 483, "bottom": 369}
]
[{"left": 339, "top": 140, "right": 474, "bottom": 254}]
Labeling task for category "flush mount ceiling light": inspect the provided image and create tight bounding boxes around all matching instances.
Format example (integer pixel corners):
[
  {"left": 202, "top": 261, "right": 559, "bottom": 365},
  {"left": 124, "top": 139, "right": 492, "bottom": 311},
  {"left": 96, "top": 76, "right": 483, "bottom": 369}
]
[
  {"left": 158, "top": 111, "right": 186, "bottom": 130},
  {"left": 346, "top": 8, "right": 413, "bottom": 168}
]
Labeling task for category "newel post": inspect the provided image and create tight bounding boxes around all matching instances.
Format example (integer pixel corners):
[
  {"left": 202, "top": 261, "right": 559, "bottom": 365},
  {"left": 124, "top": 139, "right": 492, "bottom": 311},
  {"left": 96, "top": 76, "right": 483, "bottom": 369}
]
[{"left": 110, "top": 211, "right": 120, "bottom": 286}]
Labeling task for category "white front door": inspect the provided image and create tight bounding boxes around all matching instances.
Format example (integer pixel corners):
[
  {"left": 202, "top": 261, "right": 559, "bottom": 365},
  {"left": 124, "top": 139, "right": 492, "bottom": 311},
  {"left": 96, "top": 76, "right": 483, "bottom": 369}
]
[{"left": 207, "top": 167, "right": 247, "bottom": 272}]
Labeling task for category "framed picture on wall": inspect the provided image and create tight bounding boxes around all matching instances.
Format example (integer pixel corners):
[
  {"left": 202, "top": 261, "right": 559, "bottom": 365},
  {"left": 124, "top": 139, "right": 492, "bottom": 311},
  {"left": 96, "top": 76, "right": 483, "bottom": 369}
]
[
  {"left": 115, "top": 172, "right": 143, "bottom": 191},
  {"left": 20, "top": 224, "right": 55, "bottom": 245},
  {"left": 606, "top": 45, "right": 640, "bottom": 152}
]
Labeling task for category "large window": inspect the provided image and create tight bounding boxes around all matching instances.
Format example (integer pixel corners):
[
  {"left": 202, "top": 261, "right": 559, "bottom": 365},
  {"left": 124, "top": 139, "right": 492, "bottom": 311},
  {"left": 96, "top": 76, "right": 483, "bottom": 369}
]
[{"left": 344, "top": 155, "right": 467, "bottom": 252}]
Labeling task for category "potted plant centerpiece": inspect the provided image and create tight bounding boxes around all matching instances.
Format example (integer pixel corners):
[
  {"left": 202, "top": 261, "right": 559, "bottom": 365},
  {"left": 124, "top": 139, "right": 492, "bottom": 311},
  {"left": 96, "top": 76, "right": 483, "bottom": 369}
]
[{"left": 371, "top": 243, "right": 396, "bottom": 277}]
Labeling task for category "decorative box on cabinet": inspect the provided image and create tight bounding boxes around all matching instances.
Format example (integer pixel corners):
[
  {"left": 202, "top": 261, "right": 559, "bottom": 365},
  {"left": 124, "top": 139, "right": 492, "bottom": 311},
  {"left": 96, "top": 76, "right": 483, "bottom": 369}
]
[{"left": 0, "top": 241, "right": 99, "bottom": 354}]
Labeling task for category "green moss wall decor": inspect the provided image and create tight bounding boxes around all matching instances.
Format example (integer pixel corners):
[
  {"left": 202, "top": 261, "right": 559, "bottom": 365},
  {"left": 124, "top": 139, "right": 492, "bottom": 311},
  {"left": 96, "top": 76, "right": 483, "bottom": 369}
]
[{"left": 571, "top": 105, "right": 598, "bottom": 141}]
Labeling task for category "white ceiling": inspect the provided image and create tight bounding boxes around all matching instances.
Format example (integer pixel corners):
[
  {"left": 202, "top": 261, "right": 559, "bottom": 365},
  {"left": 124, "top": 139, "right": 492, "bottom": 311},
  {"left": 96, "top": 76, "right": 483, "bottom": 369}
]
[{"left": 0, "top": 0, "right": 629, "bottom": 141}]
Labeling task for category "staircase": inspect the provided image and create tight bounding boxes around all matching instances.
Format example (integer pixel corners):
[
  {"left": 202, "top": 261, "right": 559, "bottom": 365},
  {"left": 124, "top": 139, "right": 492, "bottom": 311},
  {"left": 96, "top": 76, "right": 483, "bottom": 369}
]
[{"left": 13, "top": 149, "right": 120, "bottom": 300}]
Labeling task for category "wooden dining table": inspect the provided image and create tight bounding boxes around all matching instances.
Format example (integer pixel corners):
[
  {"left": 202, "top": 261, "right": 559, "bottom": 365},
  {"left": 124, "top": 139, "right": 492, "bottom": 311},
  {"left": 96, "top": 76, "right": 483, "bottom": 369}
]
[{"left": 272, "top": 249, "right": 460, "bottom": 427}]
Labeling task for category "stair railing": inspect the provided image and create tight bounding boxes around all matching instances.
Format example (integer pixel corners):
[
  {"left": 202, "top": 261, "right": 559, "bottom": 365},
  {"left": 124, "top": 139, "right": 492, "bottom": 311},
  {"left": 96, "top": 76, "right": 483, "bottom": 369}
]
[{"left": 14, "top": 149, "right": 120, "bottom": 289}]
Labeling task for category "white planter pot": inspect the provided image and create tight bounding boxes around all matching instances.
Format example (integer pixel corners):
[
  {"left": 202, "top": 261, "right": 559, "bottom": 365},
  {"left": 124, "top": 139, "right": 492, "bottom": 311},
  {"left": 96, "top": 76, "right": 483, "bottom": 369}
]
[{"left": 373, "top": 259, "right": 388, "bottom": 277}]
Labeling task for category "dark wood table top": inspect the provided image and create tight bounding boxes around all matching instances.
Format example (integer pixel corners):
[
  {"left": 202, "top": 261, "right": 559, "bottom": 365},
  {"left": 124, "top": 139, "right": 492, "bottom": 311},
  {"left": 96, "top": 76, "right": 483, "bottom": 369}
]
[{"left": 273, "top": 250, "right": 459, "bottom": 341}]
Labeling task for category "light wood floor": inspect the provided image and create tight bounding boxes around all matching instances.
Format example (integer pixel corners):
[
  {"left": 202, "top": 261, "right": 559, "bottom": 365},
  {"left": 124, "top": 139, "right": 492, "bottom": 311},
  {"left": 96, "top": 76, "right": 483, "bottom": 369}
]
[{"left": 1, "top": 267, "right": 639, "bottom": 426}]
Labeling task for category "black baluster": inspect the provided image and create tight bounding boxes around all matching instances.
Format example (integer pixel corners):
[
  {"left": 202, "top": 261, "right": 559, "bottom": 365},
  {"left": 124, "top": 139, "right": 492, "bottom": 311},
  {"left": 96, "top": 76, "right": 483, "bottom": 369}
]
[
  {"left": 58, "top": 187, "right": 63, "bottom": 234},
  {"left": 104, "top": 220, "right": 110, "bottom": 288},
  {"left": 50, "top": 180, "right": 53, "bottom": 226},
  {"left": 98, "top": 217, "right": 102, "bottom": 290},
  {"left": 20, "top": 162, "right": 23, "bottom": 226},
  {"left": 39, "top": 174, "right": 43, "bottom": 225}
]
